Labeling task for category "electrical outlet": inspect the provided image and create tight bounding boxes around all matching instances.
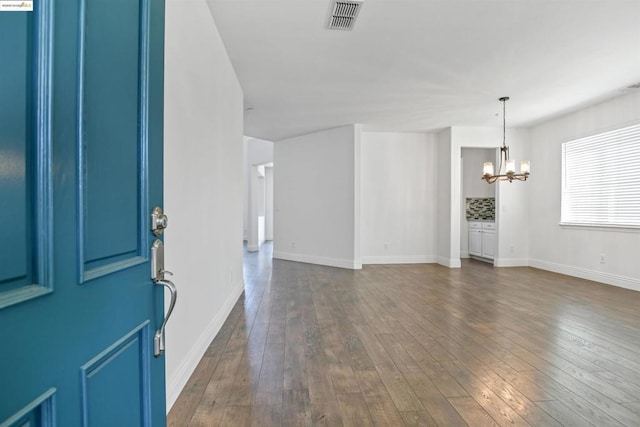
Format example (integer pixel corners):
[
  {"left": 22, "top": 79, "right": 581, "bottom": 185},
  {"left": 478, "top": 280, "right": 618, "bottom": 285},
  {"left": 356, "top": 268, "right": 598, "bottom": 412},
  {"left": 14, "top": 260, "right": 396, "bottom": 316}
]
[
  {"left": 600, "top": 254, "right": 606, "bottom": 264},
  {"left": 509, "top": 245, "right": 515, "bottom": 254},
  {"left": 291, "top": 241, "right": 296, "bottom": 249},
  {"left": 383, "top": 243, "right": 389, "bottom": 250}
]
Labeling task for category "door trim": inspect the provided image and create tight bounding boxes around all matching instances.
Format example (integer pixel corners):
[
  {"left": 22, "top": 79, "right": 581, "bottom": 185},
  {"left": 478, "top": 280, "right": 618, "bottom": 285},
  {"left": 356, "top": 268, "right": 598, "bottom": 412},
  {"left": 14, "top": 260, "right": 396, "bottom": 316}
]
[{"left": 0, "top": 388, "right": 56, "bottom": 427}]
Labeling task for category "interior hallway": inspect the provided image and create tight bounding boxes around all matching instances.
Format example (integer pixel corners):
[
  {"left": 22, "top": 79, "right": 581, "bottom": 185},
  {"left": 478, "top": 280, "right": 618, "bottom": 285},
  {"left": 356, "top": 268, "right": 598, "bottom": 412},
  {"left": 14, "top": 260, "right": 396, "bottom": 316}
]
[{"left": 168, "top": 243, "right": 640, "bottom": 426}]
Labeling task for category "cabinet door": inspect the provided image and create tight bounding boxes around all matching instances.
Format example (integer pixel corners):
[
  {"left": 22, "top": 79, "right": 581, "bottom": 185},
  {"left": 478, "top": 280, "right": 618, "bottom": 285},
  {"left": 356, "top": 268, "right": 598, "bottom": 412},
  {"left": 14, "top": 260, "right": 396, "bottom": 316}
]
[
  {"left": 469, "top": 230, "right": 482, "bottom": 256},
  {"left": 482, "top": 231, "right": 495, "bottom": 258}
]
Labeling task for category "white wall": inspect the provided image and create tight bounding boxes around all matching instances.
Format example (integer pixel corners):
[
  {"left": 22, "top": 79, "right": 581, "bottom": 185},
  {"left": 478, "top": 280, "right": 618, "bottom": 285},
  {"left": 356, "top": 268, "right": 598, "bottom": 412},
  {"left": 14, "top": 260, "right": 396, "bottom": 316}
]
[
  {"left": 461, "top": 148, "right": 495, "bottom": 199},
  {"left": 491, "top": 129, "right": 531, "bottom": 266},
  {"left": 361, "top": 132, "right": 437, "bottom": 263},
  {"left": 436, "top": 128, "right": 454, "bottom": 266},
  {"left": 265, "top": 166, "right": 274, "bottom": 240},
  {"left": 529, "top": 92, "right": 640, "bottom": 291},
  {"left": 273, "top": 125, "right": 362, "bottom": 269},
  {"left": 164, "top": 0, "right": 244, "bottom": 410}
]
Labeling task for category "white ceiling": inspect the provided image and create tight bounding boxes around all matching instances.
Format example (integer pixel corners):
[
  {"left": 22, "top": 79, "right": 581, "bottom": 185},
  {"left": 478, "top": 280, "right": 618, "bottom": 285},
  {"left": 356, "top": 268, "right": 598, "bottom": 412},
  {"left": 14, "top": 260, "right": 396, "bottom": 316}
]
[{"left": 206, "top": 0, "right": 640, "bottom": 141}]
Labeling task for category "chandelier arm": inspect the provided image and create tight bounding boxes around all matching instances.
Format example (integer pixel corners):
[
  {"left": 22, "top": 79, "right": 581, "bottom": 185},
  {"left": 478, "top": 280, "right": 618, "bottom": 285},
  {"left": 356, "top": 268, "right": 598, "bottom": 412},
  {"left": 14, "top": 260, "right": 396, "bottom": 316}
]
[{"left": 484, "top": 173, "right": 530, "bottom": 183}]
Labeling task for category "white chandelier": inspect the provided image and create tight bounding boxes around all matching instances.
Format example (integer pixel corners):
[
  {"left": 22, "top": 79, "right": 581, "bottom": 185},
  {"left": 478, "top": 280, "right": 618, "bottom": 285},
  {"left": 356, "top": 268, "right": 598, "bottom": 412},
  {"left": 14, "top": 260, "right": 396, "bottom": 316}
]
[{"left": 482, "top": 97, "right": 530, "bottom": 183}]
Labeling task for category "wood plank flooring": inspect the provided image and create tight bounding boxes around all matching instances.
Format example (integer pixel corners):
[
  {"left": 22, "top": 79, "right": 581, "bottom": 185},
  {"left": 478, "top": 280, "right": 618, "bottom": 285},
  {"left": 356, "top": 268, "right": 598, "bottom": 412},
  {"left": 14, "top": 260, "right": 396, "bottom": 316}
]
[{"left": 168, "top": 244, "right": 640, "bottom": 426}]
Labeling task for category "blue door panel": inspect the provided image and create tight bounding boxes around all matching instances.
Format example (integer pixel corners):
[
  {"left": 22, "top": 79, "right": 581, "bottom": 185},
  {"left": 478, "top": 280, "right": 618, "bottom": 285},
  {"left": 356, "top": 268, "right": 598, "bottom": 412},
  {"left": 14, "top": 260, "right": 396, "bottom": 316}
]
[
  {"left": 0, "top": 0, "right": 166, "bottom": 425},
  {"left": 0, "top": 14, "right": 31, "bottom": 291},
  {"left": 81, "top": 323, "right": 150, "bottom": 427},
  {"left": 81, "top": 0, "right": 143, "bottom": 266}
]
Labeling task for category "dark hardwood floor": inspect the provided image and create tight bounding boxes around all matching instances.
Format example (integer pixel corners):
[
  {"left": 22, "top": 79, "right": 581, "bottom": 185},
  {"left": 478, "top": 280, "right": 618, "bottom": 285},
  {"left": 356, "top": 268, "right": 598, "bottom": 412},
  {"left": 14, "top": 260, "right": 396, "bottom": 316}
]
[{"left": 168, "top": 243, "right": 640, "bottom": 426}]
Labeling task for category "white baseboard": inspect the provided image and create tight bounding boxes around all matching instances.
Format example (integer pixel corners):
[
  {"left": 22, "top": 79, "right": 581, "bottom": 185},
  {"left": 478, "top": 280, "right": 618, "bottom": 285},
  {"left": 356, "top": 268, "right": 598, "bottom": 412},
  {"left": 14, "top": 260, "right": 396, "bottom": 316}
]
[
  {"left": 437, "top": 256, "right": 461, "bottom": 268},
  {"left": 529, "top": 258, "right": 640, "bottom": 292},
  {"left": 165, "top": 279, "right": 245, "bottom": 412},
  {"left": 273, "top": 251, "right": 362, "bottom": 270},
  {"left": 494, "top": 257, "right": 529, "bottom": 267},
  {"left": 362, "top": 255, "right": 436, "bottom": 265}
]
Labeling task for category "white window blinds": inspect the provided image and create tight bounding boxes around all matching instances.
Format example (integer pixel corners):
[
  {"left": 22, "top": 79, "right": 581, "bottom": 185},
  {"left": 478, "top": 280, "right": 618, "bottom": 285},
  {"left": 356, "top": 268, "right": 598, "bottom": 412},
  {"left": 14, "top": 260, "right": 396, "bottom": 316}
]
[{"left": 561, "top": 123, "right": 640, "bottom": 228}]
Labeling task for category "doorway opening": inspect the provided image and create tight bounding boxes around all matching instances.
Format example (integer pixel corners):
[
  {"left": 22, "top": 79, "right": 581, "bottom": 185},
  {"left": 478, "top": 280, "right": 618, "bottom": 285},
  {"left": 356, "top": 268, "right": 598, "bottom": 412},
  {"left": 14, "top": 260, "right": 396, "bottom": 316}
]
[
  {"left": 460, "top": 147, "right": 497, "bottom": 265},
  {"left": 243, "top": 137, "right": 274, "bottom": 252}
]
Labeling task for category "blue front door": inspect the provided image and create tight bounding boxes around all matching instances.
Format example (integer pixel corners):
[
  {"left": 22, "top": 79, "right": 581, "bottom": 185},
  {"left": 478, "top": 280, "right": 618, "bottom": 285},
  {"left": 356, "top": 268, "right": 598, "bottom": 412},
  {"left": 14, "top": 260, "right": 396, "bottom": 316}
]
[{"left": 0, "top": 0, "right": 167, "bottom": 425}]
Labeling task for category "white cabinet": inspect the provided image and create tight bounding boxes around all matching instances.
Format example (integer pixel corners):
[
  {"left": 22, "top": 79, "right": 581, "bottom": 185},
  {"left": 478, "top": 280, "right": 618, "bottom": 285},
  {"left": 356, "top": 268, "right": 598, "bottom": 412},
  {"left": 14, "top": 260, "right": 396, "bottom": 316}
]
[
  {"left": 468, "top": 225, "right": 482, "bottom": 256},
  {"left": 481, "top": 228, "right": 495, "bottom": 258},
  {"left": 468, "top": 222, "right": 495, "bottom": 260}
]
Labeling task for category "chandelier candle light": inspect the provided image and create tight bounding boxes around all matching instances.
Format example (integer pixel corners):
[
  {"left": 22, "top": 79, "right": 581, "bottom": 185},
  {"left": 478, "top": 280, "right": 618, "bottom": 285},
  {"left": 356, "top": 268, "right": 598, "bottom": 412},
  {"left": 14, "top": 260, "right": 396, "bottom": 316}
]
[{"left": 482, "top": 97, "right": 530, "bottom": 183}]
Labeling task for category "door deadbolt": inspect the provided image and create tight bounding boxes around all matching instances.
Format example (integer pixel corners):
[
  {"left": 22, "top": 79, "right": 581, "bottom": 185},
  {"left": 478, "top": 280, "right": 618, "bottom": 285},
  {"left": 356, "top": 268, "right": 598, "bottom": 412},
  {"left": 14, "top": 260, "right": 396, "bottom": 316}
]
[{"left": 151, "top": 206, "right": 168, "bottom": 236}]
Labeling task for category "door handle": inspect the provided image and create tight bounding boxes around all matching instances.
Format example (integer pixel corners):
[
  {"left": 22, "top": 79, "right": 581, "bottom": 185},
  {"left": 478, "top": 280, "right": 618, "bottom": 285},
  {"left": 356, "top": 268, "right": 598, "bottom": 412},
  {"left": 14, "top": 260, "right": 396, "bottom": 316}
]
[
  {"left": 150, "top": 238, "right": 177, "bottom": 357},
  {"left": 153, "top": 278, "right": 177, "bottom": 357}
]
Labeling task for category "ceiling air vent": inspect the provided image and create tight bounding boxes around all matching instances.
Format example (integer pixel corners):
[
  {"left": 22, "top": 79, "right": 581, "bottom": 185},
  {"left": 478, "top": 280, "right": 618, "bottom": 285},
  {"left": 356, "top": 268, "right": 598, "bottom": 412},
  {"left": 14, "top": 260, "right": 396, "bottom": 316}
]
[{"left": 328, "top": 0, "right": 364, "bottom": 31}]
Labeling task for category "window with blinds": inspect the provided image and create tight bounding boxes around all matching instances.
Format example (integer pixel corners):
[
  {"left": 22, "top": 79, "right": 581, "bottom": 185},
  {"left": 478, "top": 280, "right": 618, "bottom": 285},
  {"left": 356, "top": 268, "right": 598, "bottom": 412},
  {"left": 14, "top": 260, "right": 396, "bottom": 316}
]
[{"left": 561, "top": 123, "right": 640, "bottom": 228}]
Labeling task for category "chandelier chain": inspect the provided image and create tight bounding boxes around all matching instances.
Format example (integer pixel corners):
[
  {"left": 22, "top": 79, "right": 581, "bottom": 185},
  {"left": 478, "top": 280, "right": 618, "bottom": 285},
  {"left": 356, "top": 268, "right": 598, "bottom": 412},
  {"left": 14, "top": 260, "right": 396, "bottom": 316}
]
[{"left": 502, "top": 98, "right": 506, "bottom": 148}]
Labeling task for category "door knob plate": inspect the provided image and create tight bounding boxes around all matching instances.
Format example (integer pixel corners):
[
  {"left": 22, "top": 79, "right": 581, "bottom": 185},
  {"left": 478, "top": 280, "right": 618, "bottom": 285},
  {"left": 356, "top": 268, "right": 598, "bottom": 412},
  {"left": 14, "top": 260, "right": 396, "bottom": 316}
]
[{"left": 151, "top": 206, "right": 168, "bottom": 236}]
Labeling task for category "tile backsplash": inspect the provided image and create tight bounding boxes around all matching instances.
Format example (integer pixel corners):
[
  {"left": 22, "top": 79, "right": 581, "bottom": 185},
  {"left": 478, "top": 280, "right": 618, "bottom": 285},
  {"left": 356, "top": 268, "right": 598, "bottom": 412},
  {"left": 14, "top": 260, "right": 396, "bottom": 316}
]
[{"left": 466, "top": 197, "right": 495, "bottom": 221}]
